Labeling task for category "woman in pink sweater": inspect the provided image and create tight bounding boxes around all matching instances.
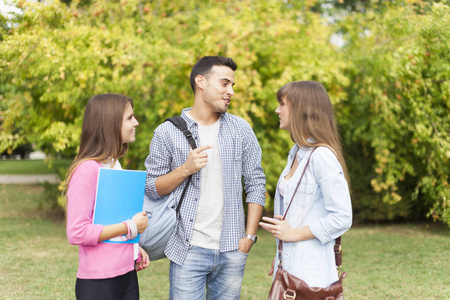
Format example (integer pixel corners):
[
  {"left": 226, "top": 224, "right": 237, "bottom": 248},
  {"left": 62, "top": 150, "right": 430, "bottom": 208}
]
[{"left": 65, "top": 94, "right": 149, "bottom": 300}]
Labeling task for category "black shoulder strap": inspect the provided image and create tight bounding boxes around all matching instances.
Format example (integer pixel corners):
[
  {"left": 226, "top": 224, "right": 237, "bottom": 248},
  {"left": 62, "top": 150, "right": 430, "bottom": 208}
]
[
  {"left": 164, "top": 116, "right": 197, "bottom": 216},
  {"left": 165, "top": 116, "right": 197, "bottom": 150}
]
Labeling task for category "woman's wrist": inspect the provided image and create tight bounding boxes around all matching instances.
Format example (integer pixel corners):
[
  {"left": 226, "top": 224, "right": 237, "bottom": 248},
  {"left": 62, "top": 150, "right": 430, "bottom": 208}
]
[
  {"left": 123, "top": 219, "right": 138, "bottom": 239},
  {"left": 292, "top": 226, "right": 314, "bottom": 242}
]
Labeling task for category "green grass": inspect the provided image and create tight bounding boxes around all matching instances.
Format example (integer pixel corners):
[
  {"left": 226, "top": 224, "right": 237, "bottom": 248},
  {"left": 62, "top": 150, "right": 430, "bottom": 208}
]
[
  {"left": 0, "top": 159, "right": 72, "bottom": 175},
  {"left": 1, "top": 184, "right": 449, "bottom": 299}
]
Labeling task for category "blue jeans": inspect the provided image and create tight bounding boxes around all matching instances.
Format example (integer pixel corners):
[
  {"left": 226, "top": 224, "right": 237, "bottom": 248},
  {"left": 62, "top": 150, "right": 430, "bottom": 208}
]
[{"left": 169, "top": 245, "right": 248, "bottom": 300}]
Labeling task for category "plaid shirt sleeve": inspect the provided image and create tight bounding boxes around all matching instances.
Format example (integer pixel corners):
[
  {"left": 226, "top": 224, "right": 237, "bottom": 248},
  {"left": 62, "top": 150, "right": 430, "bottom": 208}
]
[
  {"left": 240, "top": 119, "right": 266, "bottom": 206},
  {"left": 144, "top": 123, "right": 174, "bottom": 200}
]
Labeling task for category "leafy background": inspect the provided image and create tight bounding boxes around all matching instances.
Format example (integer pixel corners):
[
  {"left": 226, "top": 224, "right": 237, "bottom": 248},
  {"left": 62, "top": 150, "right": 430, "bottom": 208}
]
[{"left": 1, "top": 0, "right": 449, "bottom": 224}]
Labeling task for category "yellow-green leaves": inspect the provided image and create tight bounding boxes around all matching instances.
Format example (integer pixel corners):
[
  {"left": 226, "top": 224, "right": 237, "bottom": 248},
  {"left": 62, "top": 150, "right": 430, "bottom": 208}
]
[{"left": 1, "top": 0, "right": 448, "bottom": 224}]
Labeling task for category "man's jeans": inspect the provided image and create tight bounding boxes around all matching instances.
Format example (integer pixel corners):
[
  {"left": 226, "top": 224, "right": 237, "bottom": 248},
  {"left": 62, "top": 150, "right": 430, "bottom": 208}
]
[{"left": 169, "top": 245, "right": 248, "bottom": 300}]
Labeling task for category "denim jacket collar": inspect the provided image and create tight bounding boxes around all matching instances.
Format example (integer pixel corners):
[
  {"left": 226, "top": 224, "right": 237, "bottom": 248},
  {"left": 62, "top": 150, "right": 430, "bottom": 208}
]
[{"left": 288, "top": 138, "right": 315, "bottom": 162}]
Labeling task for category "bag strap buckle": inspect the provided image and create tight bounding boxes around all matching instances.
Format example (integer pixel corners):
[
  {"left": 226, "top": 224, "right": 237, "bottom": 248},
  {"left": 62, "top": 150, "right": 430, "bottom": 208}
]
[{"left": 283, "top": 289, "right": 296, "bottom": 299}]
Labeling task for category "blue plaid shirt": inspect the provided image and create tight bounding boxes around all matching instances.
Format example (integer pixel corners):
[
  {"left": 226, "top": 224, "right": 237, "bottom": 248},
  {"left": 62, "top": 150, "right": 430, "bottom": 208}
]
[{"left": 145, "top": 108, "right": 266, "bottom": 266}]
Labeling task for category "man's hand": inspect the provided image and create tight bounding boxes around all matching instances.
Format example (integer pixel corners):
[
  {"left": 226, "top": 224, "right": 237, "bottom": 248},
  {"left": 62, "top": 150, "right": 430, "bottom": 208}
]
[
  {"left": 238, "top": 237, "right": 254, "bottom": 254},
  {"left": 182, "top": 145, "right": 212, "bottom": 176},
  {"left": 155, "top": 144, "right": 212, "bottom": 197}
]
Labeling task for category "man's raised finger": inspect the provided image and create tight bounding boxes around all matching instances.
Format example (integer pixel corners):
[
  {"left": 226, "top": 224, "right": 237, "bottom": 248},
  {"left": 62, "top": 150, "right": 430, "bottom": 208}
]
[{"left": 193, "top": 144, "right": 212, "bottom": 153}]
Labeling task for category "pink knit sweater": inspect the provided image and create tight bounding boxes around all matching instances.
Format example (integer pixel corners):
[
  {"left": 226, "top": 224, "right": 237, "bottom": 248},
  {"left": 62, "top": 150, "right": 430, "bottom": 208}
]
[{"left": 66, "top": 160, "right": 134, "bottom": 279}]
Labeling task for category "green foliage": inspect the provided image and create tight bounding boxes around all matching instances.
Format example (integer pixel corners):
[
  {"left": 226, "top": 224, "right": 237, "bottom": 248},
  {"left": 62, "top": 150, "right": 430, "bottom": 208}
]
[
  {"left": 0, "top": 0, "right": 342, "bottom": 209},
  {"left": 0, "top": 12, "right": 9, "bottom": 41},
  {"left": 37, "top": 181, "right": 62, "bottom": 210},
  {"left": 1, "top": 0, "right": 449, "bottom": 224},
  {"left": 339, "top": 2, "right": 450, "bottom": 224}
]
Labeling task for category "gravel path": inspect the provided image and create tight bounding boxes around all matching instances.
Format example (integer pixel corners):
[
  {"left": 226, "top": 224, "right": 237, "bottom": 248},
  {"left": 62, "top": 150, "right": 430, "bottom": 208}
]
[{"left": 0, "top": 174, "right": 60, "bottom": 184}]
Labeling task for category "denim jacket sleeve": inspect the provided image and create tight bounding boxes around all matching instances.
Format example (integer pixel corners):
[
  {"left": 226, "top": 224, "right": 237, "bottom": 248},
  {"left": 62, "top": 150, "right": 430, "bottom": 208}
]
[{"left": 308, "top": 147, "right": 352, "bottom": 244}]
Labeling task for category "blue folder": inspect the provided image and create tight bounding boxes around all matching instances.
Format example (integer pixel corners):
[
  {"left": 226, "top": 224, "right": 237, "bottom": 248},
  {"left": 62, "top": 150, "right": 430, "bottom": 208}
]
[{"left": 93, "top": 168, "right": 146, "bottom": 243}]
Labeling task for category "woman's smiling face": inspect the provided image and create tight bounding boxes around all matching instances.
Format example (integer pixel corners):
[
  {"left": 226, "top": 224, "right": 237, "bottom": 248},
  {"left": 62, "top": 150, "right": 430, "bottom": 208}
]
[{"left": 121, "top": 103, "right": 139, "bottom": 144}]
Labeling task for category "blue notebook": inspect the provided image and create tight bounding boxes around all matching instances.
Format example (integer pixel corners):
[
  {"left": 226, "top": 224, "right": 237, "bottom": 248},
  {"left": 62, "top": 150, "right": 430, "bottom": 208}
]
[{"left": 92, "top": 168, "right": 146, "bottom": 243}]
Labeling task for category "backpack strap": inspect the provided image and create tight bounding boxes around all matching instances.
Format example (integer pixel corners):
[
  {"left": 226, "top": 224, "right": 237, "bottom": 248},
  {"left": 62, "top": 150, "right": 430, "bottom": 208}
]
[
  {"left": 165, "top": 116, "right": 197, "bottom": 150},
  {"left": 164, "top": 116, "right": 197, "bottom": 216}
]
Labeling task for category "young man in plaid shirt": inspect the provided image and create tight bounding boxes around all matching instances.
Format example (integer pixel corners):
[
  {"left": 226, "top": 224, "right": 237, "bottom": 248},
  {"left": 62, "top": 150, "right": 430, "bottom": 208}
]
[{"left": 145, "top": 56, "right": 266, "bottom": 299}]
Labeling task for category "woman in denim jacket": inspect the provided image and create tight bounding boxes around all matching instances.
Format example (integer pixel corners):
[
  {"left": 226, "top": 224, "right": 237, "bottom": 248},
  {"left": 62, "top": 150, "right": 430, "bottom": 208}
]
[{"left": 259, "top": 81, "right": 352, "bottom": 288}]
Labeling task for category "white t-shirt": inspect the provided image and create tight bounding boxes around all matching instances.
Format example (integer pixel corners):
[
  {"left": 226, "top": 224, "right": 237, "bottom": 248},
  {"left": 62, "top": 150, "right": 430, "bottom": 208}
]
[
  {"left": 278, "top": 176, "right": 291, "bottom": 198},
  {"left": 188, "top": 115, "right": 223, "bottom": 249}
]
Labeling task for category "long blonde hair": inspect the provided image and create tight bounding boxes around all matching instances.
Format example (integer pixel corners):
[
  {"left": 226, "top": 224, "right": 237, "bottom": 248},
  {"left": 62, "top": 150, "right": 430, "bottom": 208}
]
[
  {"left": 64, "top": 94, "right": 133, "bottom": 191},
  {"left": 277, "top": 81, "right": 349, "bottom": 183}
]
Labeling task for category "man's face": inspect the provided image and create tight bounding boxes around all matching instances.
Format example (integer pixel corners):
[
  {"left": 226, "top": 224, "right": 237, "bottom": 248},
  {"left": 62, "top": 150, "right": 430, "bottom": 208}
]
[{"left": 201, "top": 65, "right": 235, "bottom": 114}]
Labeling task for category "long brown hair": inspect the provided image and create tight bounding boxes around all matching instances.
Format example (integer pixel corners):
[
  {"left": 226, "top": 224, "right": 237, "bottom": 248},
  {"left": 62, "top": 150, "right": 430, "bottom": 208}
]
[
  {"left": 64, "top": 93, "right": 133, "bottom": 190},
  {"left": 277, "top": 81, "right": 349, "bottom": 183}
]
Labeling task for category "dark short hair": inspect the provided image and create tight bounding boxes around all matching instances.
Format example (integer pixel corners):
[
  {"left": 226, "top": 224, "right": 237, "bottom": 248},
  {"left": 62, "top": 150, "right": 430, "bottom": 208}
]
[{"left": 190, "top": 56, "right": 237, "bottom": 93}]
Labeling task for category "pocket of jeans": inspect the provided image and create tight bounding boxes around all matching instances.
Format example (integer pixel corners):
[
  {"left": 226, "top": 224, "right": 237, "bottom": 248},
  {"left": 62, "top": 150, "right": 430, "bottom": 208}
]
[{"left": 237, "top": 250, "right": 249, "bottom": 257}]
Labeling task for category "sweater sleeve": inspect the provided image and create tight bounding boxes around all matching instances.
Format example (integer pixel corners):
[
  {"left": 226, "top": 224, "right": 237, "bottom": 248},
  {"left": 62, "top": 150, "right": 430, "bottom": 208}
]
[{"left": 66, "top": 161, "right": 104, "bottom": 246}]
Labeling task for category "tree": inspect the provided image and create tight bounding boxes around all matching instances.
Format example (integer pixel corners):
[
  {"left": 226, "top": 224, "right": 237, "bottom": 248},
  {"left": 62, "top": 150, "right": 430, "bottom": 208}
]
[
  {"left": 338, "top": 2, "right": 450, "bottom": 224},
  {"left": 0, "top": 0, "right": 342, "bottom": 212},
  {"left": 1, "top": 0, "right": 448, "bottom": 224}
]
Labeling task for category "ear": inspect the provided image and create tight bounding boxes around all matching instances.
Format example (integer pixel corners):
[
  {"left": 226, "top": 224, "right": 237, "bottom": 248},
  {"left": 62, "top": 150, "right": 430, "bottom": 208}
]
[{"left": 195, "top": 75, "right": 205, "bottom": 91}]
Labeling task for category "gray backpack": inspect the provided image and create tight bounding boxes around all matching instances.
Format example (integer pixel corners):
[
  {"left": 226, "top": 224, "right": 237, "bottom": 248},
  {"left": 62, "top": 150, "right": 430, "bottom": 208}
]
[{"left": 139, "top": 116, "right": 196, "bottom": 261}]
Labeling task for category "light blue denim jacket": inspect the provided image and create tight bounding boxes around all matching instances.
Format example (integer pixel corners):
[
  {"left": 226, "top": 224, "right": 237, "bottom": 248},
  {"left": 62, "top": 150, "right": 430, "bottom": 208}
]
[{"left": 274, "top": 145, "right": 352, "bottom": 287}]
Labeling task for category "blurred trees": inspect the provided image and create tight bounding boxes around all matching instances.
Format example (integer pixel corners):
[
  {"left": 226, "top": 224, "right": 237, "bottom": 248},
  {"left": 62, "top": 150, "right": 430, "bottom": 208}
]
[
  {"left": 0, "top": 0, "right": 448, "bottom": 224},
  {"left": 337, "top": 2, "right": 449, "bottom": 224}
]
